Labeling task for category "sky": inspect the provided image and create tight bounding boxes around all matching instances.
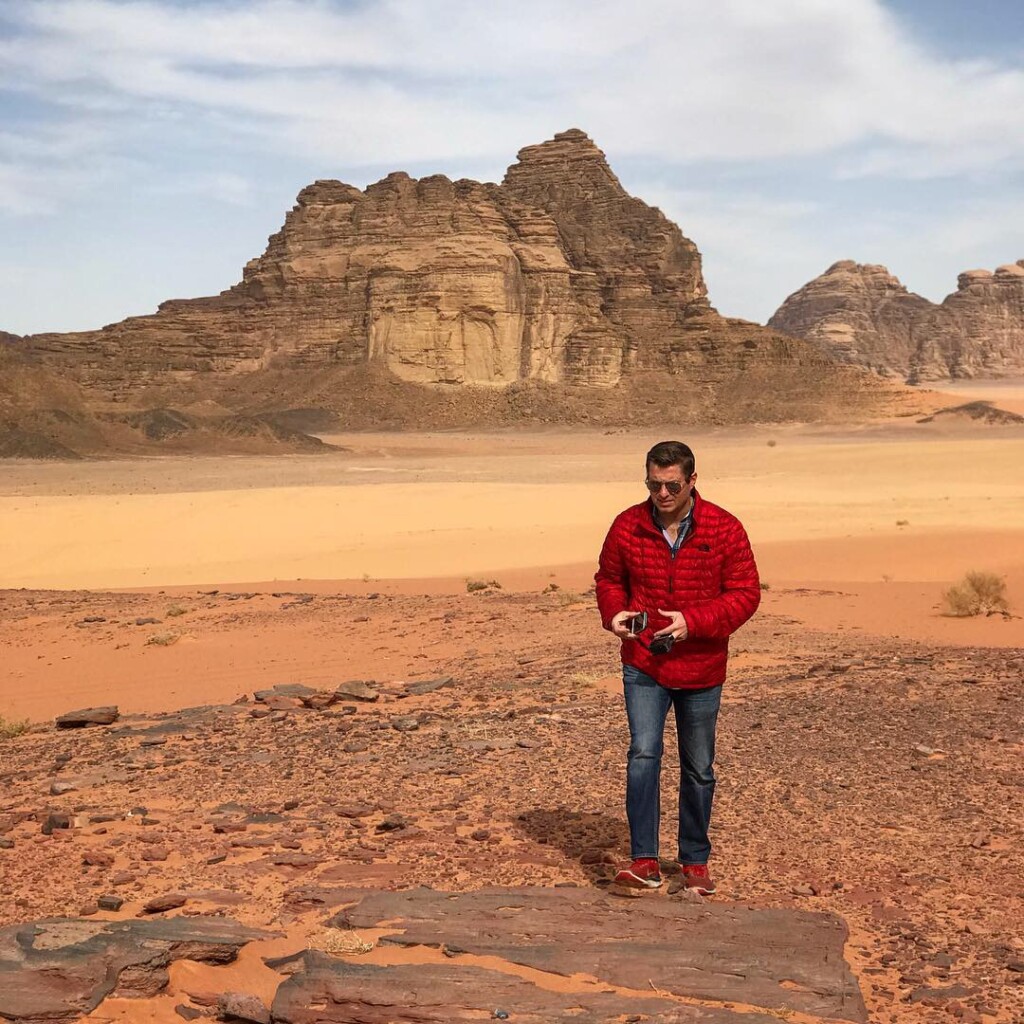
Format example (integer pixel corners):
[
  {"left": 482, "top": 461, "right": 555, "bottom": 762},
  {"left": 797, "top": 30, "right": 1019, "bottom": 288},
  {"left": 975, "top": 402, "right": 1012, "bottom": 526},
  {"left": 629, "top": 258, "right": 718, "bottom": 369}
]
[{"left": 1, "top": 0, "right": 1023, "bottom": 335}]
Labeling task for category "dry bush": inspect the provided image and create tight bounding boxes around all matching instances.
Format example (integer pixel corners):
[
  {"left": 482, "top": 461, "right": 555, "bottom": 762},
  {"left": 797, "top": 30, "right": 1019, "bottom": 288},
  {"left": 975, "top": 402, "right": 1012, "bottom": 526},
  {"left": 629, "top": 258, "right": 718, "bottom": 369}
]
[
  {"left": 0, "top": 715, "right": 28, "bottom": 740},
  {"left": 466, "top": 579, "right": 502, "bottom": 593},
  {"left": 146, "top": 631, "right": 181, "bottom": 646},
  {"left": 307, "top": 927, "right": 374, "bottom": 956},
  {"left": 942, "top": 571, "right": 1010, "bottom": 617}
]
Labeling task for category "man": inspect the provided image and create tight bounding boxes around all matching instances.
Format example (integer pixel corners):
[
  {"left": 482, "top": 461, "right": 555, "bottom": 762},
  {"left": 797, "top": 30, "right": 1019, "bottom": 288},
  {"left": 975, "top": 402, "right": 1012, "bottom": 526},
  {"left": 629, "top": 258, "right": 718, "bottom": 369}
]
[{"left": 595, "top": 440, "right": 760, "bottom": 894}]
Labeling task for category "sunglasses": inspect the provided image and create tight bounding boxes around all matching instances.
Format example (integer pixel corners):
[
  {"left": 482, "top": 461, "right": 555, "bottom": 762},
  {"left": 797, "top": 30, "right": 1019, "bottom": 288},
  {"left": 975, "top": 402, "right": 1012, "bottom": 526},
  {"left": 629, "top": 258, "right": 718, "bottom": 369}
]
[{"left": 645, "top": 479, "right": 686, "bottom": 495}]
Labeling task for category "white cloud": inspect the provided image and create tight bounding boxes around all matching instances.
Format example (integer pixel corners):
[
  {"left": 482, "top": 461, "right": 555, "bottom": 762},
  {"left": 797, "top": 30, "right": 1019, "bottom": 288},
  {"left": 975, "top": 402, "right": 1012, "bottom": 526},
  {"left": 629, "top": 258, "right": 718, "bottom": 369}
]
[
  {"left": 144, "top": 171, "right": 256, "bottom": 206},
  {"left": 1, "top": 0, "right": 1022, "bottom": 331},
  {"left": 2, "top": 0, "right": 1024, "bottom": 172}
]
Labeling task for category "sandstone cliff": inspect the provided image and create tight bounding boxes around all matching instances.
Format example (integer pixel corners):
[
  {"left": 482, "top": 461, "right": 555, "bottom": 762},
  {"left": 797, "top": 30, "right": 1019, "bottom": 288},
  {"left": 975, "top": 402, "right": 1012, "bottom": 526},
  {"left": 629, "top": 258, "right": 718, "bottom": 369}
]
[
  {"left": 15, "top": 129, "right": 899, "bottom": 426},
  {"left": 769, "top": 259, "right": 1024, "bottom": 382}
]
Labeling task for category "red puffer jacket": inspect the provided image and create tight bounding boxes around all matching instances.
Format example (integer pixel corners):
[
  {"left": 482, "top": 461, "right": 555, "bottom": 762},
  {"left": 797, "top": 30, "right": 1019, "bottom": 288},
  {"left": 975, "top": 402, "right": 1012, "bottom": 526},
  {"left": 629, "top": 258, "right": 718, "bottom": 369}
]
[{"left": 595, "top": 490, "right": 760, "bottom": 689}]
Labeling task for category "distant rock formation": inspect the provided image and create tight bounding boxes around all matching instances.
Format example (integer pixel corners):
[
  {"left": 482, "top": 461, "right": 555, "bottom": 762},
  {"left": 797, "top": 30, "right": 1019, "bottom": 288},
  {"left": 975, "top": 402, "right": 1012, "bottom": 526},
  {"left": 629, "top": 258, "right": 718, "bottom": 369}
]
[
  {"left": 769, "top": 259, "right": 1024, "bottom": 382},
  {"left": 17, "top": 130, "right": 893, "bottom": 426},
  {"left": 0, "top": 344, "right": 332, "bottom": 458}
]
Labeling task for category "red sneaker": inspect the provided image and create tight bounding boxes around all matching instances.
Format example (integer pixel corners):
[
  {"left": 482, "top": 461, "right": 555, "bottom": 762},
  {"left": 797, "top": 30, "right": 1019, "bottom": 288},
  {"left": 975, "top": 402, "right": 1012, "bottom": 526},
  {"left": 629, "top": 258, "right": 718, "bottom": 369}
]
[
  {"left": 679, "top": 862, "right": 716, "bottom": 895},
  {"left": 613, "top": 858, "right": 663, "bottom": 889}
]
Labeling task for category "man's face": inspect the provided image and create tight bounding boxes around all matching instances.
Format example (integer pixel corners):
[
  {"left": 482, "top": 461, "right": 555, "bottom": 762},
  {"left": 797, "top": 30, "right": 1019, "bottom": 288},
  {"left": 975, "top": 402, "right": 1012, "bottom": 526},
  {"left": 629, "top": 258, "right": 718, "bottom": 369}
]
[{"left": 645, "top": 462, "right": 696, "bottom": 520}]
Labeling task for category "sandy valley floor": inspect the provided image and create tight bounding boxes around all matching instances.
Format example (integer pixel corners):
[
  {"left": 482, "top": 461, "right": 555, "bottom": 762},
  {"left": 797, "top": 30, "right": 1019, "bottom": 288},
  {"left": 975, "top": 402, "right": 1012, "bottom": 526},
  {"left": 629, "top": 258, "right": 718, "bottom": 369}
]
[{"left": 1, "top": 385, "right": 1023, "bottom": 1024}]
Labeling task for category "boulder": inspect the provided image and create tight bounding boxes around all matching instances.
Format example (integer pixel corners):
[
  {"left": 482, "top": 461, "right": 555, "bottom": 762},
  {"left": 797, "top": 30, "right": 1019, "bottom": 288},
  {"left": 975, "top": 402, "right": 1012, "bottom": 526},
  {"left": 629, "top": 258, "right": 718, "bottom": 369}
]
[{"left": 55, "top": 707, "right": 119, "bottom": 728}]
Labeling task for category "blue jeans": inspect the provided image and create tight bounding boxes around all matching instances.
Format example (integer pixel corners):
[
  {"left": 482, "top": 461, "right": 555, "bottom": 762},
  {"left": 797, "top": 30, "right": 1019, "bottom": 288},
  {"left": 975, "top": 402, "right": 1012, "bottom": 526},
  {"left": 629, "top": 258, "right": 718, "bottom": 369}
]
[{"left": 622, "top": 664, "right": 722, "bottom": 864}]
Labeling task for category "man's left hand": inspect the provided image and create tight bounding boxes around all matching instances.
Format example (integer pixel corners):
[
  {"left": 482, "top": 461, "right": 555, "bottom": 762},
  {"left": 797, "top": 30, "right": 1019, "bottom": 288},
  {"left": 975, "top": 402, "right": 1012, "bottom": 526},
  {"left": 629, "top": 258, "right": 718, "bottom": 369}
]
[{"left": 655, "top": 608, "right": 688, "bottom": 641}]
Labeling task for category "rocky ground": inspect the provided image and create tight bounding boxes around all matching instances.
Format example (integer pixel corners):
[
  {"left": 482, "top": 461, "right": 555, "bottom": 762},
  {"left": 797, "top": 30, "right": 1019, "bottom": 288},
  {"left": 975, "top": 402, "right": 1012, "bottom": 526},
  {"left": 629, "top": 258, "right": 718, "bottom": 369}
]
[{"left": 0, "top": 584, "right": 1021, "bottom": 1023}]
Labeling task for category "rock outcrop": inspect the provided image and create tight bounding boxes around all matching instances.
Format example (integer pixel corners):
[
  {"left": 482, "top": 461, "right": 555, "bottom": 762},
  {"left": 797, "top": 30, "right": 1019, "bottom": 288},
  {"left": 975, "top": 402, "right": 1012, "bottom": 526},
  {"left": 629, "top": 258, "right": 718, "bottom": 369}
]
[
  {"left": 18, "top": 130, "right": 895, "bottom": 423},
  {"left": 0, "top": 343, "right": 333, "bottom": 458},
  {"left": 769, "top": 259, "right": 1024, "bottom": 382},
  {"left": 0, "top": 916, "right": 272, "bottom": 1022},
  {"left": 0, "top": 343, "right": 101, "bottom": 458}
]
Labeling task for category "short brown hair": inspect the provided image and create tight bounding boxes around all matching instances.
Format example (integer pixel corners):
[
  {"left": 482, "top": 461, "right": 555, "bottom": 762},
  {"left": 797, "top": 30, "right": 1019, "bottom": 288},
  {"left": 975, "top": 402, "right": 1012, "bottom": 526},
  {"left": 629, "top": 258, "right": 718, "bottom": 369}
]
[{"left": 645, "top": 440, "right": 695, "bottom": 479}]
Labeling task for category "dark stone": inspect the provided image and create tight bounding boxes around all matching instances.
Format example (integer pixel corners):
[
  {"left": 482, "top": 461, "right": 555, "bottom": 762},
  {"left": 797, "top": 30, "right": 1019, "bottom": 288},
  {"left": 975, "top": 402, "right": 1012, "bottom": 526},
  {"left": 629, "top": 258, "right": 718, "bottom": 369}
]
[
  {"left": 334, "top": 680, "right": 378, "bottom": 702},
  {"left": 142, "top": 893, "right": 188, "bottom": 914},
  {"left": 254, "top": 684, "right": 317, "bottom": 703},
  {"left": 404, "top": 676, "right": 454, "bottom": 696},
  {"left": 218, "top": 991, "right": 270, "bottom": 1023},
  {"left": 42, "top": 812, "right": 72, "bottom": 835},
  {"left": 97, "top": 895, "right": 124, "bottom": 911},
  {"left": 55, "top": 707, "right": 119, "bottom": 728},
  {"left": 375, "top": 813, "right": 410, "bottom": 833}
]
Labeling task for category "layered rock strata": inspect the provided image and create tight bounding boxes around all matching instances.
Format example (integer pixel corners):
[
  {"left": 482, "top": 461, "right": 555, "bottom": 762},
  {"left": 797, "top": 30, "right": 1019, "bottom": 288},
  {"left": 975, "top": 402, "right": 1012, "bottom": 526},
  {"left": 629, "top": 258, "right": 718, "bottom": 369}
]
[
  {"left": 769, "top": 259, "right": 1024, "bottom": 382},
  {"left": 22, "top": 131, "right": 872, "bottom": 411}
]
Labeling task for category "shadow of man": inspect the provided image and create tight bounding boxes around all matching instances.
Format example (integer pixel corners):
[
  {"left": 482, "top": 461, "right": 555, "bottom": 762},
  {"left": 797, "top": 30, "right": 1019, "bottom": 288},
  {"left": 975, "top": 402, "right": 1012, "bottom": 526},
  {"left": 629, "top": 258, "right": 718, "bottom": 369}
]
[{"left": 514, "top": 808, "right": 628, "bottom": 885}]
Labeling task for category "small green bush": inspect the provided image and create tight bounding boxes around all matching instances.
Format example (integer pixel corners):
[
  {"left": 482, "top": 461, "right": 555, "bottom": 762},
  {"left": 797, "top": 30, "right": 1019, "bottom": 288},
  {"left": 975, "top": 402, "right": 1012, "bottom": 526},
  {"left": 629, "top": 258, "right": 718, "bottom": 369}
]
[{"left": 942, "top": 571, "right": 1009, "bottom": 617}]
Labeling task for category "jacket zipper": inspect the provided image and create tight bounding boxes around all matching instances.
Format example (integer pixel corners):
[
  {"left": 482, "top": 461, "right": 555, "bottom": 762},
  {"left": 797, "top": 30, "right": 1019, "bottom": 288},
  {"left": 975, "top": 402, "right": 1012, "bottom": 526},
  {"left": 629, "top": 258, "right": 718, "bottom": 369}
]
[{"left": 668, "top": 524, "right": 696, "bottom": 593}]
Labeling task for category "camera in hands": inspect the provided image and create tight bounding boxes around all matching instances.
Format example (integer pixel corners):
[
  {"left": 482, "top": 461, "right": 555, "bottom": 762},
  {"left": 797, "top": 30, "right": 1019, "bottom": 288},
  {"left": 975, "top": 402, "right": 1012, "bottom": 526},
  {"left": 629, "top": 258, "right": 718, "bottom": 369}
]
[{"left": 625, "top": 611, "right": 676, "bottom": 655}]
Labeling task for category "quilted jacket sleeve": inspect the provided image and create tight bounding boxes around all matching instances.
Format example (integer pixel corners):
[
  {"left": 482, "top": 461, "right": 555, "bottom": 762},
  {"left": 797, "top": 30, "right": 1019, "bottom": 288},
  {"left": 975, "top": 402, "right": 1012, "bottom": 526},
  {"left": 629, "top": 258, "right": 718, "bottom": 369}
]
[
  {"left": 595, "top": 516, "right": 630, "bottom": 631},
  {"left": 682, "top": 518, "right": 761, "bottom": 641}
]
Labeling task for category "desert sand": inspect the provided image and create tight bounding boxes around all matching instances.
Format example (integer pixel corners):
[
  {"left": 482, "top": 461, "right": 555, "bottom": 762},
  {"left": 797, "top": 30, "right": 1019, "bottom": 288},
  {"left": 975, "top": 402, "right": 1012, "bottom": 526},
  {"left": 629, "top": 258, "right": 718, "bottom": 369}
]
[
  {"left": 1, "top": 389, "right": 1022, "bottom": 1024},
  {"left": 1, "top": 412, "right": 1022, "bottom": 723}
]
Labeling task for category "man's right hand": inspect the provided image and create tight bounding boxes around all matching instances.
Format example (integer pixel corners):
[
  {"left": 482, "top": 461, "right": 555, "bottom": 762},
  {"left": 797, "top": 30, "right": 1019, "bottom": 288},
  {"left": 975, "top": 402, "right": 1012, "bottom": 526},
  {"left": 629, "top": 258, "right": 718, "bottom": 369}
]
[{"left": 610, "top": 610, "right": 642, "bottom": 639}]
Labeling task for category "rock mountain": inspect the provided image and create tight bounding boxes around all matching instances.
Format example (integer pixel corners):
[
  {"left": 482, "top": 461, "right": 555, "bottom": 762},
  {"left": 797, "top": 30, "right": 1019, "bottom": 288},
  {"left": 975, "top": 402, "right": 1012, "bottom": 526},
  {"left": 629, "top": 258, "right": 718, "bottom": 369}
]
[
  {"left": 12, "top": 130, "right": 894, "bottom": 446},
  {"left": 769, "top": 259, "right": 1024, "bottom": 383}
]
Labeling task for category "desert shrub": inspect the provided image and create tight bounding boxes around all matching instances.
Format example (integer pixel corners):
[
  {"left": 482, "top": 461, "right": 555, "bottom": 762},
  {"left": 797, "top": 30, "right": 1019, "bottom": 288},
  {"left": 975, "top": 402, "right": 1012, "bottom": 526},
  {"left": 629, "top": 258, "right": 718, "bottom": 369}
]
[
  {"left": 146, "top": 631, "right": 181, "bottom": 646},
  {"left": 466, "top": 579, "right": 502, "bottom": 593},
  {"left": 942, "top": 571, "right": 1009, "bottom": 617},
  {"left": 759, "top": 581, "right": 771, "bottom": 591},
  {"left": 0, "top": 716, "right": 28, "bottom": 740}
]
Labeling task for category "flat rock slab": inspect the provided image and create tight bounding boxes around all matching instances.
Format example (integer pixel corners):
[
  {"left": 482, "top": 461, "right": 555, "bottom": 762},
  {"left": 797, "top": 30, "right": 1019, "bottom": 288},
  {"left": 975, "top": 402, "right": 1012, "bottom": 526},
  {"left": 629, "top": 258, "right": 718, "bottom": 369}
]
[
  {"left": 272, "top": 951, "right": 781, "bottom": 1024},
  {"left": 333, "top": 886, "right": 868, "bottom": 1022},
  {"left": 0, "top": 916, "right": 273, "bottom": 1023},
  {"left": 54, "top": 706, "right": 119, "bottom": 727}
]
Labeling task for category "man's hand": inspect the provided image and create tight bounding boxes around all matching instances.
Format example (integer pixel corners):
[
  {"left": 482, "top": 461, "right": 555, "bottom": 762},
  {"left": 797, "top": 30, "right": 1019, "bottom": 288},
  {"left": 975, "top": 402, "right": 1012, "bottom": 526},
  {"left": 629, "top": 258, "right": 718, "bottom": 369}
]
[
  {"left": 610, "top": 609, "right": 642, "bottom": 639},
  {"left": 655, "top": 608, "right": 688, "bottom": 641}
]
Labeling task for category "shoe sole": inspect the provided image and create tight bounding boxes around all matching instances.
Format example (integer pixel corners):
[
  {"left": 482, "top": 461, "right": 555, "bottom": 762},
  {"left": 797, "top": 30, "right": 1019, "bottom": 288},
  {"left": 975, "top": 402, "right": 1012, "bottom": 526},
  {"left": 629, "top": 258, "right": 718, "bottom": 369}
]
[{"left": 613, "top": 873, "right": 663, "bottom": 889}]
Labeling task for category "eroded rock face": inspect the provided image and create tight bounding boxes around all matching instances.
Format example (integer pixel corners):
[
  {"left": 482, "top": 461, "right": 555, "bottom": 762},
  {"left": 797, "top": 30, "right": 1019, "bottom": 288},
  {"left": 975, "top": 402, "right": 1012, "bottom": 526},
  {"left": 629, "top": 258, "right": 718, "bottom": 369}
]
[
  {"left": 329, "top": 886, "right": 867, "bottom": 1022},
  {"left": 0, "top": 916, "right": 271, "bottom": 1023},
  {"left": 272, "top": 951, "right": 760, "bottom": 1024},
  {"left": 769, "top": 259, "right": 1024, "bottom": 382},
  {"left": 23, "top": 130, "right": 849, "bottom": 402}
]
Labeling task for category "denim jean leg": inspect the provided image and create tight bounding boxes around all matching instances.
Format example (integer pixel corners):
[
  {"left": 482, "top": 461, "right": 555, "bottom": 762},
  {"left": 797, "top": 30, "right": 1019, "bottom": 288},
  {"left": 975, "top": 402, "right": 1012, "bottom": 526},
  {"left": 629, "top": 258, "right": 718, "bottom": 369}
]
[
  {"left": 672, "top": 684, "right": 722, "bottom": 864},
  {"left": 622, "top": 664, "right": 672, "bottom": 859}
]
